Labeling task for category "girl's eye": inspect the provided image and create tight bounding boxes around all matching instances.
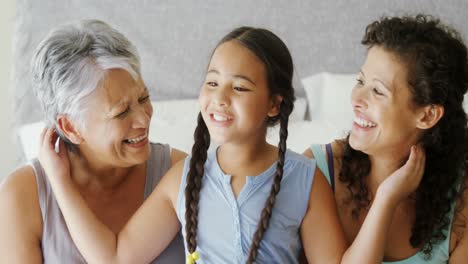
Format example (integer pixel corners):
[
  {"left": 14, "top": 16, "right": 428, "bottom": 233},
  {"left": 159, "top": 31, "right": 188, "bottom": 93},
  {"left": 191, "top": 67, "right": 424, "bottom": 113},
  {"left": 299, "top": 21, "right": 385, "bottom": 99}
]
[
  {"left": 116, "top": 108, "right": 130, "bottom": 118},
  {"left": 373, "top": 88, "right": 384, "bottom": 96},
  {"left": 356, "top": 78, "right": 364, "bottom": 86},
  {"left": 206, "top": 81, "right": 217, "bottom": 87},
  {"left": 139, "top": 95, "right": 150, "bottom": 103},
  {"left": 234, "top": 86, "right": 250, "bottom": 92}
]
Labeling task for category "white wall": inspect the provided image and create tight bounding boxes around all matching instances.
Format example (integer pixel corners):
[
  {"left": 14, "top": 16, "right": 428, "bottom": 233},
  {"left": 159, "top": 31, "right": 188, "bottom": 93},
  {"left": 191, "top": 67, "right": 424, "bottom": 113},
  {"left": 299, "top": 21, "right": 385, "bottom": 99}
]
[{"left": 0, "top": 0, "right": 18, "bottom": 180}]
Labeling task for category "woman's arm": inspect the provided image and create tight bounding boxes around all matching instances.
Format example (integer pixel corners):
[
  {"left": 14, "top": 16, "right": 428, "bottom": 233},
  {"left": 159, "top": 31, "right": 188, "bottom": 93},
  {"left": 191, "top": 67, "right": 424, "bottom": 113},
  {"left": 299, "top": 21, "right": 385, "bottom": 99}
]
[
  {"left": 302, "top": 145, "right": 426, "bottom": 263},
  {"left": 39, "top": 128, "right": 183, "bottom": 264},
  {"left": 0, "top": 167, "right": 43, "bottom": 264},
  {"left": 342, "top": 145, "right": 425, "bottom": 262}
]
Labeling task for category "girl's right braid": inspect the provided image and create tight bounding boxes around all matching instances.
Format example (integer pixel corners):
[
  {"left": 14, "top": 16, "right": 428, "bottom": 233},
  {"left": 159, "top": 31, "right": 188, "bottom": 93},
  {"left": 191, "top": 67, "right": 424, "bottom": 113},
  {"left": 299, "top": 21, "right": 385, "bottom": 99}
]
[
  {"left": 184, "top": 113, "right": 210, "bottom": 258},
  {"left": 245, "top": 98, "right": 293, "bottom": 264}
]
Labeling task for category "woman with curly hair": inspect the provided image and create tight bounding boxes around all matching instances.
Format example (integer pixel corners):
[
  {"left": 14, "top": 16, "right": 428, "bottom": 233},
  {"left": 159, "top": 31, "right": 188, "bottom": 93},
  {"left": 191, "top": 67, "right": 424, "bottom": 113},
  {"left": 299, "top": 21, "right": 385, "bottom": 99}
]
[{"left": 304, "top": 14, "right": 468, "bottom": 263}]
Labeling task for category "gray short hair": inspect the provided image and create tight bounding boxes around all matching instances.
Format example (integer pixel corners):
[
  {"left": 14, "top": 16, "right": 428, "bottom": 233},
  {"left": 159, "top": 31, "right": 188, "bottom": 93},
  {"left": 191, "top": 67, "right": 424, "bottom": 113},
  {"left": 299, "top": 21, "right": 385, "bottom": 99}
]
[{"left": 32, "top": 19, "right": 141, "bottom": 151}]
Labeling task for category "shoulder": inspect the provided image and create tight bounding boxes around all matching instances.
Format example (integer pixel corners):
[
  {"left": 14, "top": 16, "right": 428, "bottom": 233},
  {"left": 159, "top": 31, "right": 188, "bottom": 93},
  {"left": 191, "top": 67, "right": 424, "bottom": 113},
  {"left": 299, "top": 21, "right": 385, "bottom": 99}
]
[
  {"left": 0, "top": 165, "right": 39, "bottom": 203},
  {"left": 157, "top": 158, "right": 188, "bottom": 209},
  {"left": 330, "top": 139, "right": 346, "bottom": 159},
  {"left": 170, "top": 148, "right": 188, "bottom": 166},
  {"left": 150, "top": 142, "right": 187, "bottom": 166},
  {"left": 303, "top": 148, "right": 314, "bottom": 159},
  {"left": 283, "top": 150, "right": 317, "bottom": 192},
  {"left": 287, "top": 149, "right": 316, "bottom": 170},
  {"left": 302, "top": 139, "right": 346, "bottom": 160},
  {"left": 0, "top": 165, "right": 43, "bottom": 237}
]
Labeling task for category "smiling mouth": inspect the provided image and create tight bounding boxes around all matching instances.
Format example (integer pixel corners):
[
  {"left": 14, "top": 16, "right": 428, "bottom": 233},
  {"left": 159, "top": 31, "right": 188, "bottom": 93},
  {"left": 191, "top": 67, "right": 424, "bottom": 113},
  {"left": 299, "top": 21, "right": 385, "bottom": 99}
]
[
  {"left": 354, "top": 117, "right": 377, "bottom": 128},
  {"left": 123, "top": 134, "right": 147, "bottom": 144},
  {"left": 210, "top": 112, "right": 234, "bottom": 122}
]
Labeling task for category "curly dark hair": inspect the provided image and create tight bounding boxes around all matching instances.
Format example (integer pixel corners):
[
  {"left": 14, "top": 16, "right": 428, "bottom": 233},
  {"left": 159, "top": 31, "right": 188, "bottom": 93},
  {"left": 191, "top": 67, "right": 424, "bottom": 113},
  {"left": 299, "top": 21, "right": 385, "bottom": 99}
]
[
  {"left": 340, "top": 14, "right": 468, "bottom": 257},
  {"left": 184, "top": 27, "right": 295, "bottom": 264}
]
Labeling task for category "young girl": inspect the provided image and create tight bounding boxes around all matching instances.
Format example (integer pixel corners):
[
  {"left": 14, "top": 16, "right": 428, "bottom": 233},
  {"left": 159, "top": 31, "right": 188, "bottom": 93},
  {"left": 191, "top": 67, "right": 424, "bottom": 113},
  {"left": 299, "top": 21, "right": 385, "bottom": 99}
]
[{"left": 39, "top": 26, "right": 425, "bottom": 263}]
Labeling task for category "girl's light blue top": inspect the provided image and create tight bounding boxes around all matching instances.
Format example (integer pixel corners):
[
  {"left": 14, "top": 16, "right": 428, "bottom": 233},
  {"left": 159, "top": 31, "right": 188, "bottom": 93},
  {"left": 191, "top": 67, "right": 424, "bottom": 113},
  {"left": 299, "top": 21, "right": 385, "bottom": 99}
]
[
  {"left": 310, "top": 144, "right": 456, "bottom": 264},
  {"left": 176, "top": 149, "right": 316, "bottom": 264}
]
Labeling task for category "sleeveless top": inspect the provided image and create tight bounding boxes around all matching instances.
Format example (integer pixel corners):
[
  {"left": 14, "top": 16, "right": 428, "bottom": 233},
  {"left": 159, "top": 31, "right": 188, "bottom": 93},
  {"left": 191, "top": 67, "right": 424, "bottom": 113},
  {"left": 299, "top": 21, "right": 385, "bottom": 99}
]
[
  {"left": 175, "top": 148, "right": 315, "bottom": 264},
  {"left": 310, "top": 144, "right": 457, "bottom": 264},
  {"left": 30, "top": 142, "right": 185, "bottom": 263}
]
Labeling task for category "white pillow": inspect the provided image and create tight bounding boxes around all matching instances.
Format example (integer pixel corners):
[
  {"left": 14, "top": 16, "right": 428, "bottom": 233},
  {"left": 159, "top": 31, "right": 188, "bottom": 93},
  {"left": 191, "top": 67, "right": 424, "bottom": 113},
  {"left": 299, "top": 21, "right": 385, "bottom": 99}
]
[
  {"left": 148, "top": 117, "right": 197, "bottom": 153},
  {"left": 151, "top": 99, "right": 200, "bottom": 125},
  {"left": 291, "top": 97, "right": 307, "bottom": 122},
  {"left": 266, "top": 120, "right": 344, "bottom": 153},
  {"left": 302, "top": 72, "right": 356, "bottom": 134},
  {"left": 19, "top": 121, "right": 45, "bottom": 161}
]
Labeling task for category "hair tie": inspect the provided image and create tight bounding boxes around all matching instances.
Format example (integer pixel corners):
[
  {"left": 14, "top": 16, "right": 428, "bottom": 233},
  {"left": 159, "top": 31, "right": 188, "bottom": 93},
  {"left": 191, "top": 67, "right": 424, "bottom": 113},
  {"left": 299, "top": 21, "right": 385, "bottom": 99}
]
[{"left": 186, "top": 251, "right": 200, "bottom": 264}]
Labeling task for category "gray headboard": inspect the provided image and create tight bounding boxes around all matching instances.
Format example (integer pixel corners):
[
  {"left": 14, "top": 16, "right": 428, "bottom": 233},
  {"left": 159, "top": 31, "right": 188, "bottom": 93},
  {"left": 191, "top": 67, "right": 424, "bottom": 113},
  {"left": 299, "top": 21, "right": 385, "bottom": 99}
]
[{"left": 13, "top": 0, "right": 468, "bottom": 158}]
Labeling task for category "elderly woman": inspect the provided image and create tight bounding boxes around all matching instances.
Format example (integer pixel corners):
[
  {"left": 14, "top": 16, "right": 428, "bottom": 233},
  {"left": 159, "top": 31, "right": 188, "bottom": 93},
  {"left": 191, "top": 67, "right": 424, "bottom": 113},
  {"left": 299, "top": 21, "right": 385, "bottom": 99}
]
[
  {"left": 0, "top": 20, "right": 186, "bottom": 263},
  {"left": 304, "top": 15, "right": 468, "bottom": 263}
]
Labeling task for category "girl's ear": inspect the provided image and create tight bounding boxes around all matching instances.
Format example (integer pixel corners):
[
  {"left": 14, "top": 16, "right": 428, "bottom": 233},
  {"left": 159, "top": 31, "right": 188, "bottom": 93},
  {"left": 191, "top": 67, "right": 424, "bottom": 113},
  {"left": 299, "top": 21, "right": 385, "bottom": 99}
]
[
  {"left": 56, "top": 114, "right": 83, "bottom": 144},
  {"left": 267, "top": 95, "right": 283, "bottom": 117},
  {"left": 415, "top": 104, "right": 444, "bottom": 130}
]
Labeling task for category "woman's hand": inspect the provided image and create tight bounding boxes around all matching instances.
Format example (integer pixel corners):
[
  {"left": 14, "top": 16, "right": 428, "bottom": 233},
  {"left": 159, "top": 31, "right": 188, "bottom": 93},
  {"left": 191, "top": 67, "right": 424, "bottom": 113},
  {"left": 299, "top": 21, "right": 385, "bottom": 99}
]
[
  {"left": 38, "top": 127, "right": 71, "bottom": 184},
  {"left": 377, "top": 145, "right": 426, "bottom": 205}
]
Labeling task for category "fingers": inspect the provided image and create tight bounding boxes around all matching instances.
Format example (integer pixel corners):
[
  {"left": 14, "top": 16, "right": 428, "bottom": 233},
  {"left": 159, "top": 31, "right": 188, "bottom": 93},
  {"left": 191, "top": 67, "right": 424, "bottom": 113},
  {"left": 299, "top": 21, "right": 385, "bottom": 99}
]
[
  {"left": 39, "top": 127, "right": 50, "bottom": 148},
  {"left": 57, "top": 138, "right": 69, "bottom": 159},
  {"left": 39, "top": 127, "right": 47, "bottom": 144},
  {"left": 409, "top": 145, "right": 426, "bottom": 183},
  {"left": 39, "top": 127, "right": 58, "bottom": 153},
  {"left": 405, "top": 145, "right": 419, "bottom": 171}
]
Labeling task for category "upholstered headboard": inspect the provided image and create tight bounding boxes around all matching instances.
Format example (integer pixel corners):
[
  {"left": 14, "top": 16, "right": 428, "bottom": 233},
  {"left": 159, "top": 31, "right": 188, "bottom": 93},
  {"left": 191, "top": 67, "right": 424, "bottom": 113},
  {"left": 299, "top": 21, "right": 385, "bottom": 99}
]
[{"left": 12, "top": 0, "right": 468, "bottom": 161}]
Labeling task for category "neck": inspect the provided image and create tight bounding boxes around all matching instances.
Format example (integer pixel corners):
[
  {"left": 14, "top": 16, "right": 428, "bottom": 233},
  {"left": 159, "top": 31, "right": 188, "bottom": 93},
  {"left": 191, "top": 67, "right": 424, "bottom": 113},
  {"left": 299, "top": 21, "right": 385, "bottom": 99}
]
[
  {"left": 68, "top": 150, "right": 139, "bottom": 192},
  {"left": 219, "top": 140, "right": 275, "bottom": 164},
  {"left": 216, "top": 136, "right": 279, "bottom": 176},
  {"left": 367, "top": 146, "right": 411, "bottom": 193}
]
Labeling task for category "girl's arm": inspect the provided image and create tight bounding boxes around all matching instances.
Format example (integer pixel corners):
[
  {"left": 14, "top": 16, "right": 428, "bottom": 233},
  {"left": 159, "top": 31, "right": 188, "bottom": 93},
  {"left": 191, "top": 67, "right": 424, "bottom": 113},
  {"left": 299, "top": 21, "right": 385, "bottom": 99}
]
[
  {"left": 0, "top": 167, "right": 43, "bottom": 264},
  {"left": 38, "top": 128, "right": 183, "bottom": 264},
  {"left": 300, "top": 168, "right": 347, "bottom": 263},
  {"left": 302, "top": 145, "right": 426, "bottom": 263}
]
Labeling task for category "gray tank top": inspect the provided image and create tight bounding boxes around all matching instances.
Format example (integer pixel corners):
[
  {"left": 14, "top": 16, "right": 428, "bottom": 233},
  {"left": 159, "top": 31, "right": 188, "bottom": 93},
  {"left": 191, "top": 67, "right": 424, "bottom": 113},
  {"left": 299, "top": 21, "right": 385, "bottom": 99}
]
[{"left": 30, "top": 142, "right": 185, "bottom": 263}]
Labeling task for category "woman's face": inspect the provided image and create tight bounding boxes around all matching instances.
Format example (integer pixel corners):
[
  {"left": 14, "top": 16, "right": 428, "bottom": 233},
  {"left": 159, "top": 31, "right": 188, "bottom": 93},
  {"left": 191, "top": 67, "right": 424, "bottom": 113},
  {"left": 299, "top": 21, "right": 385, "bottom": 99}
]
[
  {"left": 349, "top": 46, "right": 424, "bottom": 157},
  {"left": 78, "top": 68, "right": 153, "bottom": 167}
]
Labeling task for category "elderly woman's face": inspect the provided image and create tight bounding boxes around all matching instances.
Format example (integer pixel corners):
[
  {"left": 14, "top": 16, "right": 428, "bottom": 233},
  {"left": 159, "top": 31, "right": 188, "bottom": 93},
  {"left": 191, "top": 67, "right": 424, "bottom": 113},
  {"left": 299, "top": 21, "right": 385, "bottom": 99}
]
[{"left": 78, "top": 68, "right": 153, "bottom": 167}]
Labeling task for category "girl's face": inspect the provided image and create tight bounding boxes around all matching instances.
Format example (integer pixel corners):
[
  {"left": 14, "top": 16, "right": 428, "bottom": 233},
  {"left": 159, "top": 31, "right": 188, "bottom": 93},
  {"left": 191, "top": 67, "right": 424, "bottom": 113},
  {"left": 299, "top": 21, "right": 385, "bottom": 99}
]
[
  {"left": 199, "top": 40, "right": 280, "bottom": 145},
  {"left": 349, "top": 46, "right": 425, "bottom": 157},
  {"left": 78, "top": 68, "right": 153, "bottom": 167}
]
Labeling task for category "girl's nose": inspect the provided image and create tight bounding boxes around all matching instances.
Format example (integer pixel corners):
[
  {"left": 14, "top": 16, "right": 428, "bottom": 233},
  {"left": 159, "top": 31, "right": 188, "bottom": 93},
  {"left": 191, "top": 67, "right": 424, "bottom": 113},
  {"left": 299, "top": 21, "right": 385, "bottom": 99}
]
[{"left": 212, "top": 86, "right": 230, "bottom": 107}]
